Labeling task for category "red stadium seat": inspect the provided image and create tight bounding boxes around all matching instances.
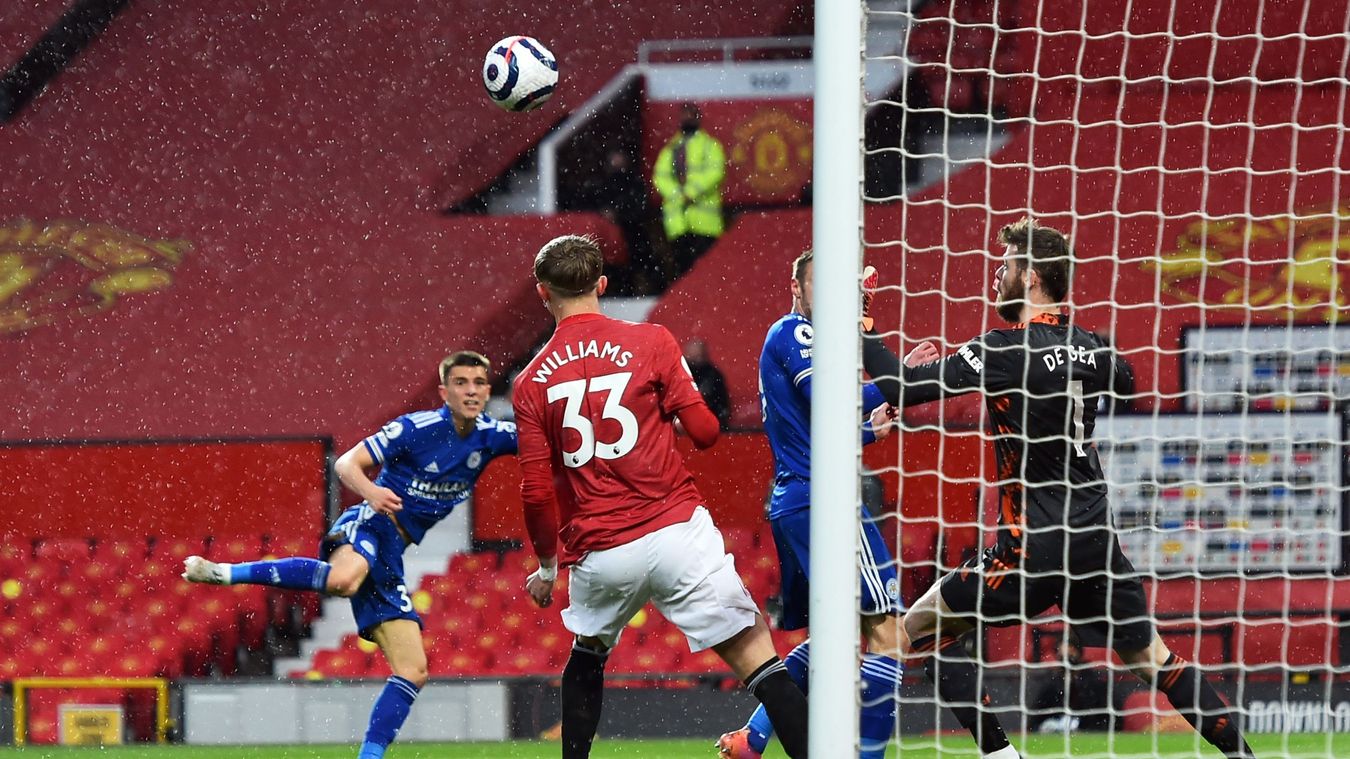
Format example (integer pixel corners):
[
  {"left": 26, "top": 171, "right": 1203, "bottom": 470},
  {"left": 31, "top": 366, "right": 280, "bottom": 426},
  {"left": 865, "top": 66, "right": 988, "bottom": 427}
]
[
  {"left": 78, "top": 559, "right": 118, "bottom": 588},
  {"left": 437, "top": 649, "right": 491, "bottom": 677},
  {"left": 94, "top": 538, "right": 147, "bottom": 568},
  {"left": 497, "top": 647, "right": 550, "bottom": 675},
  {"left": 108, "top": 577, "right": 140, "bottom": 607},
  {"left": 111, "top": 649, "right": 157, "bottom": 677},
  {"left": 35, "top": 537, "right": 91, "bottom": 565},
  {"left": 264, "top": 535, "right": 313, "bottom": 559},
  {"left": 208, "top": 535, "right": 264, "bottom": 563},
  {"left": 0, "top": 540, "right": 31, "bottom": 575},
  {"left": 0, "top": 654, "right": 22, "bottom": 681},
  {"left": 316, "top": 648, "right": 372, "bottom": 678},
  {"left": 144, "top": 634, "right": 183, "bottom": 678},
  {"left": 0, "top": 616, "right": 23, "bottom": 645},
  {"left": 449, "top": 553, "right": 490, "bottom": 576}
]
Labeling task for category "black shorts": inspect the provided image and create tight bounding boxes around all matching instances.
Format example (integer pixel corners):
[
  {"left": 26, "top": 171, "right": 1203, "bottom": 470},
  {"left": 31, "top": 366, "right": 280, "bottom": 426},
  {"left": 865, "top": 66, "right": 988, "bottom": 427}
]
[{"left": 938, "top": 528, "right": 1153, "bottom": 653}]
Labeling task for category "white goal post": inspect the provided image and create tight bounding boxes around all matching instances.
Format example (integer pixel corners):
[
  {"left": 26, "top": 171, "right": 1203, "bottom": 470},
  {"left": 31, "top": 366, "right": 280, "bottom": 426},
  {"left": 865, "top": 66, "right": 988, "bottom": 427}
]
[{"left": 810, "top": 3, "right": 866, "bottom": 757}]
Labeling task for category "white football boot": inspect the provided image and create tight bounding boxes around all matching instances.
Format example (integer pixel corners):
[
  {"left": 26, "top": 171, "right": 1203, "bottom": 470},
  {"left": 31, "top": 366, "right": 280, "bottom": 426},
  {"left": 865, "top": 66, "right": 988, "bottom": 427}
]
[{"left": 182, "top": 555, "right": 229, "bottom": 585}]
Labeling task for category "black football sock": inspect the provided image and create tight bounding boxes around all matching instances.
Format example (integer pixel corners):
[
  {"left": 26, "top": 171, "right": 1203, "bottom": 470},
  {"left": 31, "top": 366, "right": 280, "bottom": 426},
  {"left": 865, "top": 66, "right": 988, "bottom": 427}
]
[
  {"left": 1156, "top": 654, "right": 1255, "bottom": 758},
  {"left": 917, "top": 634, "right": 1011, "bottom": 755},
  {"left": 561, "top": 641, "right": 607, "bottom": 759},
  {"left": 746, "top": 657, "right": 809, "bottom": 759}
]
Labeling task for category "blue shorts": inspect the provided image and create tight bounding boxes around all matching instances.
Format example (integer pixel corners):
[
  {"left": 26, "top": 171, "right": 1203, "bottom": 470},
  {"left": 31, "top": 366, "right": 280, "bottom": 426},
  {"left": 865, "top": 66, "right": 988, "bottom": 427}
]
[
  {"left": 320, "top": 504, "right": 421, "bottom": 641},
  {"left": 770, "top": 506, "right": 901, "bottom": 631}
]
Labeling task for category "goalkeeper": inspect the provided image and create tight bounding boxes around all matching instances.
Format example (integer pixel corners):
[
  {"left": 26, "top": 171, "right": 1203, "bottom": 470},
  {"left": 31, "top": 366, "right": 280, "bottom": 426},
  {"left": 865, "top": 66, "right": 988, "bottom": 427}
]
[{"left": 863, "top": 218, "right": 1254, "bottom": 759}]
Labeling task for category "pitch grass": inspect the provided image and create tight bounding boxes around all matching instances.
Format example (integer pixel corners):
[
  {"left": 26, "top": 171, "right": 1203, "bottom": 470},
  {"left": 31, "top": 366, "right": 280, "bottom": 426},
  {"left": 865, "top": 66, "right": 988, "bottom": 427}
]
[{"left": 0, "top": 733, "right": 1345, "bottom": 758}]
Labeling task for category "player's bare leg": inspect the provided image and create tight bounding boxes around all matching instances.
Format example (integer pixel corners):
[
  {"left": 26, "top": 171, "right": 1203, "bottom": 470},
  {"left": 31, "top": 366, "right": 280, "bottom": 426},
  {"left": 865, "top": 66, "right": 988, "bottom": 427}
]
[
  {"left": 857, "top": 612, "right": 907, "bottom": 758},
  {"left": 903, "top": 583, "right": 1017, "bottom": 759},
  {"left": 370, "top": 618, "right": 429, "bottom": 687},
  {"left": 863, "top": 611, "right": 906, "bottom": 657},
  {"left": 323, "top": 545, "right": 371, "bottom": 597},
  {"left": 1118, "top": 633, "right": 1255, "bottom": 758},
  {"left": 711, "top": 617, "right": 808, "bottom": 759},
  {"left": 356, "top": 619, "right": 426, "bottom": 759},
  {"left": 561, "top": 634, "right": 610, "bottom": 759}
]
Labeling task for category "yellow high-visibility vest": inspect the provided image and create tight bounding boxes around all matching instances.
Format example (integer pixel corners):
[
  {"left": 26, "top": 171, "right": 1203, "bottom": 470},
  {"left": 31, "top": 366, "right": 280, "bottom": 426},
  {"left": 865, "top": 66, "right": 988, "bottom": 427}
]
[{"left": 653, "top": 130, "right": 726, "bottom": 240}]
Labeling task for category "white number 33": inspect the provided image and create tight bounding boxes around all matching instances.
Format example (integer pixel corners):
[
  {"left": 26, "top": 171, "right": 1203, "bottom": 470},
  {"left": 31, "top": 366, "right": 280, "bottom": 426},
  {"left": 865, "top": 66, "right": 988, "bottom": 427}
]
[{"left": 546, "top": 372, "right": 640, "bottom": 468}]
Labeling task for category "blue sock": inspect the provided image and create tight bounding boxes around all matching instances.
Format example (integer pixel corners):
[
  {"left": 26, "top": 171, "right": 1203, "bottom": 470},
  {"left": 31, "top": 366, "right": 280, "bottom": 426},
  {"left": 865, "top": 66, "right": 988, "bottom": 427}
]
[
  {"left": 860, "top": 654, "right": 903, "bottom": 759},
  {"left": 227, "top": 557, "right": 331, "bottom": 592},
  {"left": 744, "top": 641, "right": 809, "bottom": 754},
  {"left": 358, "top": 675, "right": 420, "bottom": 759}
]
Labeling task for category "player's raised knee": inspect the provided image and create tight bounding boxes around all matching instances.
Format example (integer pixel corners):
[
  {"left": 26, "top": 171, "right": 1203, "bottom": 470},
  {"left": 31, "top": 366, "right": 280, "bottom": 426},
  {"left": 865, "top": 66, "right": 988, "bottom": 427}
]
[{"left": 325, "top": 568, "right": 365, "bottom": 598}]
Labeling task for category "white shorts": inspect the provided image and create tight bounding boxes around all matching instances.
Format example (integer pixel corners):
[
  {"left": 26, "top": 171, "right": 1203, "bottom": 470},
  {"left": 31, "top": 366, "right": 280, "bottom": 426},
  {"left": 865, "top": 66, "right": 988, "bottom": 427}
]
[{"left": 561, "top": 506, "right": 760, "bottom": 652}]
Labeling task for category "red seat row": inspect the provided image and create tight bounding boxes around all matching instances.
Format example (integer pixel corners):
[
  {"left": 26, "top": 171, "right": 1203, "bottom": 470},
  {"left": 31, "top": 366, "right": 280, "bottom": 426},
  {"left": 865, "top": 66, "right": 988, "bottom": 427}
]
[{"left": 1, "top": 534, "right": 321, "bottom": 679}]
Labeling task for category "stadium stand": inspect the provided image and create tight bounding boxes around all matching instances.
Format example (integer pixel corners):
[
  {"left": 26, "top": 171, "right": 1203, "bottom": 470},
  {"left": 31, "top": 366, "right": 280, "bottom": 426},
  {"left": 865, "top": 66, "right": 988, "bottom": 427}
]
[
  {"left": 4, "top": 0, "right": 1348, "bottom": 748},
  {"left": 0, "top": 534, "right": 322, "bottom": 680},
  {"left": 0, "top": 0, "right": 807, "bottom": 457},
  {"left": 0, "top": 0, "right": 70, "bottom": 66}
]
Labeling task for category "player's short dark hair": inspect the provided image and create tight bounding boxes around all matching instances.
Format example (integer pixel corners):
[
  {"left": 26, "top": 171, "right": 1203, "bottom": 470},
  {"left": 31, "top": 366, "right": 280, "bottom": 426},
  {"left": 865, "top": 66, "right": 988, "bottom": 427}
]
[
  {"left": 791, "top": 249, "right": 813, "bottom": 284},
  {"left": 439, "top": 351, "right": 491, "bottom": 385},
  {"left": 534, "top": 234, "right": 603, "bottom": 297},
  {"left": 999, "top": 218, "right": 1073, "bottom": 303}
]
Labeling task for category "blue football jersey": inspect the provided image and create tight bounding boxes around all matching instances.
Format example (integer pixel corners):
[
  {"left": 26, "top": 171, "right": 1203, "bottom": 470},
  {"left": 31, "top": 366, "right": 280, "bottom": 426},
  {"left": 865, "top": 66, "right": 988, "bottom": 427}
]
[
  {"left": 362, "top": 406, "right": 517, "bottom": 544},
  {"left": 759, "top": 313, "right": 885, "bottom": 519}
]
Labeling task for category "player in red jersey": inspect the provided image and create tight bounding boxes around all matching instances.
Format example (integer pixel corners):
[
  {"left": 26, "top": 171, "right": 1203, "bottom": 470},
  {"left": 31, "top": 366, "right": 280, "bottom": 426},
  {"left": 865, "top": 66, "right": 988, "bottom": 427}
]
[{"left": 513, "top": 235, "right": 809, "bottom": 759}]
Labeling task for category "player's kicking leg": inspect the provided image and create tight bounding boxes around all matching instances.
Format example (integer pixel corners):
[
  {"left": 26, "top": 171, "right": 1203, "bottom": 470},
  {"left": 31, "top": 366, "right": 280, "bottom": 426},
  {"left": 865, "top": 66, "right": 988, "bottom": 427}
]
[
  {"left": 182, "top": 505, "right": 379, "bottom": 594},
  {"left": 181, "top": 546, "right": 364, "bottom": 594}
]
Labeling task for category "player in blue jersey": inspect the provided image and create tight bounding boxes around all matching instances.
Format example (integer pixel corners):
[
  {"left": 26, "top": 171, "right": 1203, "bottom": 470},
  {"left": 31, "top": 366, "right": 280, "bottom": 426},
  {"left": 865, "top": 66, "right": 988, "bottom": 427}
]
[
  {"left": 718, "top": 251, "right": 910, "bottom": 759},
  {"left": 182, "top": 351, "right": 517, "bottom": 759}
]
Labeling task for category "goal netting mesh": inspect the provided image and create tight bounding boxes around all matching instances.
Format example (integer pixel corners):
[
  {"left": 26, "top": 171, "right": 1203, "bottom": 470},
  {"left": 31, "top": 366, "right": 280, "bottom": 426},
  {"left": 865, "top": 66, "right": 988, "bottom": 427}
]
[{"left": 859, "top": 0, "right": 1350, "bottom": 756}]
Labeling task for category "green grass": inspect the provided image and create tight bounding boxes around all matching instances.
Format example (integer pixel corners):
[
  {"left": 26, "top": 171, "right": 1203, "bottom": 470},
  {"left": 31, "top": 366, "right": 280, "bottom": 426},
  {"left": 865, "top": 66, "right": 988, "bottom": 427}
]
[{"left": 0, "top": 733, "right": 1344, "bottom": 758}]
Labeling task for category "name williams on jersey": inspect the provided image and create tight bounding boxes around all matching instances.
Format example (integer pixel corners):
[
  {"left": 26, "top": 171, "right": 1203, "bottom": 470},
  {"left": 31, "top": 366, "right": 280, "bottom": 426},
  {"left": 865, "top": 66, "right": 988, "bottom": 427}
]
[{"left": 530, "top": 339, "right": 634, "bottom": 383}]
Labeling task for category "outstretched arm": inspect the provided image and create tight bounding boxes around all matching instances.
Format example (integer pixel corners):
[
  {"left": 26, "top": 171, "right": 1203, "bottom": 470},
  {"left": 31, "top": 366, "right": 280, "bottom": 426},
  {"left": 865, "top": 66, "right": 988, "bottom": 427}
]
[{"left": 862, "top": 332, "right": 954, "bottom": 406}]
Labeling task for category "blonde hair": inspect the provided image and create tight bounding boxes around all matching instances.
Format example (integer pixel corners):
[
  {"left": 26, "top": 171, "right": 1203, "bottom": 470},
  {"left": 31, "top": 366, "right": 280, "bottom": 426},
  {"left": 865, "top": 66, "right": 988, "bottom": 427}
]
[{"left": 439, "top": 351, "right": 491, "bottom": 385}]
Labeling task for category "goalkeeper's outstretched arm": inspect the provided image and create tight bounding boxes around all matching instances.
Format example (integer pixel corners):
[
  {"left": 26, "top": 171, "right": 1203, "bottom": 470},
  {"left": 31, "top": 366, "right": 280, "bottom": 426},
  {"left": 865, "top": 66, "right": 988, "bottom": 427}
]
[{"left": 863, "top": 330, "right": 990, "bottom": 407}]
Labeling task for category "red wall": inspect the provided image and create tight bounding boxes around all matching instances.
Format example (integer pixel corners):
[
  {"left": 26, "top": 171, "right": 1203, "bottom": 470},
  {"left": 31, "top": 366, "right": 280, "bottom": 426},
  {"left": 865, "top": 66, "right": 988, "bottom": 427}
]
[{"left": 2, "top": 439, "right": 328, "bottom": 539}]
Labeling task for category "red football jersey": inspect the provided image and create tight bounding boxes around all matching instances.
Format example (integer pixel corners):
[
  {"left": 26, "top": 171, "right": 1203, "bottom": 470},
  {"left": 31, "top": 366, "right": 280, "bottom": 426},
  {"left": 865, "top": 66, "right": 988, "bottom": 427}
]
[{"left": 512, "top": 312, "right": 708, "bottom": 563}]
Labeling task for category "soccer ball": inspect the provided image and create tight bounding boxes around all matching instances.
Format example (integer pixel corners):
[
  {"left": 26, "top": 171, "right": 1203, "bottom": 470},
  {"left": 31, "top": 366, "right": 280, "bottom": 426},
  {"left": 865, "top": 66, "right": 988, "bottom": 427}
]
[{"left": 482, "top": 36, "right": 558, "bottom": 112}]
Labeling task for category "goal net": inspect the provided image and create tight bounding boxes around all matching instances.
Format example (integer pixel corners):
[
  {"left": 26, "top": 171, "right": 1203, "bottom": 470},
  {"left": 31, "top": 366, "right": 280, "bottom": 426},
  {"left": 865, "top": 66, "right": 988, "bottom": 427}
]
[{"left": 851, "top": 0, "right": 1350, "bottom": 756}]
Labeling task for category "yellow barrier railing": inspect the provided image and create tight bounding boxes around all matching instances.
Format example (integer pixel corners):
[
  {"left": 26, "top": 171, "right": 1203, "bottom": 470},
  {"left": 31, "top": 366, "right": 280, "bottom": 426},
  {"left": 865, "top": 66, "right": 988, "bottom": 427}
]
[{"left": 12, "top": 677, "right": 170, "bottom": 746}]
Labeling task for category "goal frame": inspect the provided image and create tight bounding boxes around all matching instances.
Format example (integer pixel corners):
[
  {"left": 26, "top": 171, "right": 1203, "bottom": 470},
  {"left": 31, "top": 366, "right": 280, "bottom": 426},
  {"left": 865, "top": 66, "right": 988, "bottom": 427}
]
[{"left": 810, "top": 3, "right": 866, "bottom": 754}]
